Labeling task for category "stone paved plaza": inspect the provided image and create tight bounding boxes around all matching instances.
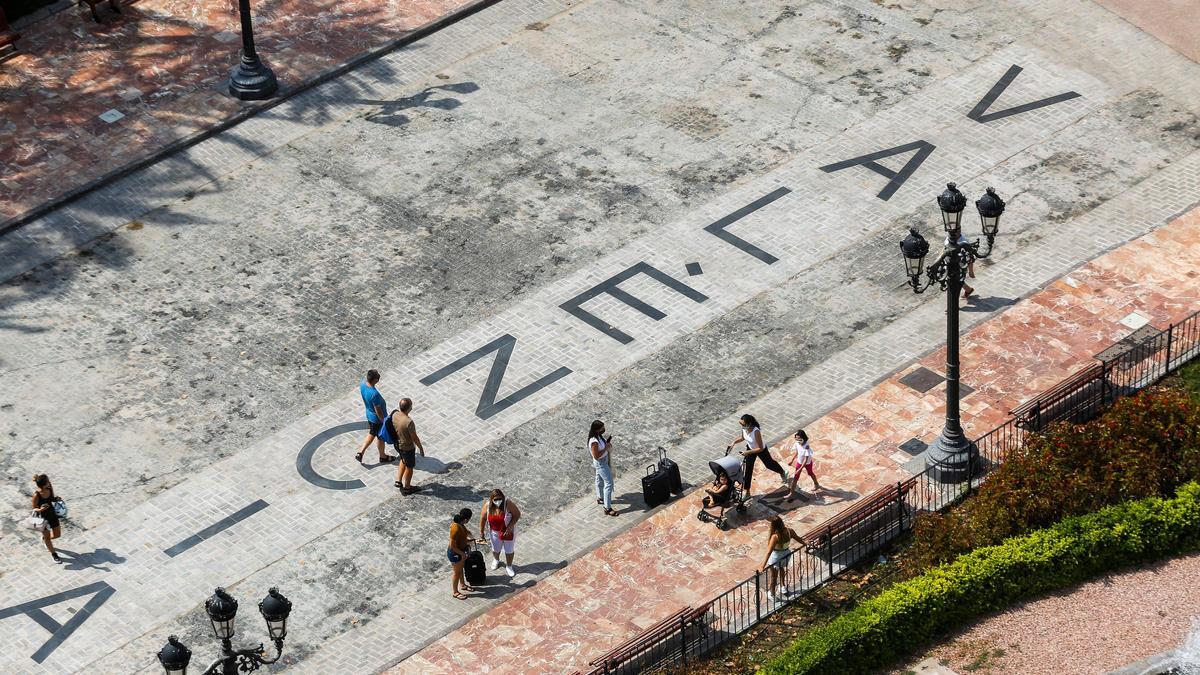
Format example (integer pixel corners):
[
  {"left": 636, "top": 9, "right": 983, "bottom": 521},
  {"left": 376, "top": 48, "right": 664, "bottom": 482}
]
[{"left": 0, "top": 0, "right": 1197, "bottom": 672}]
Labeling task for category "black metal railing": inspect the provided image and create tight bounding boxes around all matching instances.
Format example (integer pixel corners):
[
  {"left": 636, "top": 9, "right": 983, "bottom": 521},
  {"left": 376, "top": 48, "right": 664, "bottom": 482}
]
[{"left": 585, "top": 310, "right": 1199, "bottom": 674}]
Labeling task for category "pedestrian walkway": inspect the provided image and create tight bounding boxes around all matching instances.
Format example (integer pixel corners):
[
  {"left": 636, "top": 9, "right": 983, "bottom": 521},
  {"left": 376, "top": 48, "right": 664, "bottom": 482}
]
[
  {"left": 0, "top": 0, "right": 480, "bottom": 226},
  {"left": 393, "top": 205, "right": 1200, "bottom": 674}
]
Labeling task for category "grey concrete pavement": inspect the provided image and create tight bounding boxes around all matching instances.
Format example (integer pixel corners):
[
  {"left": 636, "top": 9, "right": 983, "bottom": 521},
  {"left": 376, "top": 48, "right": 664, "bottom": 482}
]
[{"left": 0, "top": 0, "right": 1197, "bottom": 672}]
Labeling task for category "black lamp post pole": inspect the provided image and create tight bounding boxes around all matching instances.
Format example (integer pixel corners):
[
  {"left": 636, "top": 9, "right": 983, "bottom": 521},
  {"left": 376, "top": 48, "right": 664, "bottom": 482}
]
[
  {"left": 926, "top": 241, "right": 976, "bottom": 483},
  {"left": 228, "top": 0, "right": 277, "bottom": 100},
  {"left": 218, "top": 638, "right": 237, "bottom": 675},
  {"left": 900, "top": 184, "right": 1006, "bottom": 484}
]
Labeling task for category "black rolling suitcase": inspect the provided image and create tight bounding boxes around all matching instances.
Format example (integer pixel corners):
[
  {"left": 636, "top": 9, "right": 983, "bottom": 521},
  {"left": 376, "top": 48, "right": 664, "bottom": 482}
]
[
  {"left": 658, "top": 448, "right": 682, "bottom": 495},
  {"left": 464, "top": 542, "right": 487, "bottom": 587},
  {"left": 642, "top": 463, "right": 672, "bottom": 507}
]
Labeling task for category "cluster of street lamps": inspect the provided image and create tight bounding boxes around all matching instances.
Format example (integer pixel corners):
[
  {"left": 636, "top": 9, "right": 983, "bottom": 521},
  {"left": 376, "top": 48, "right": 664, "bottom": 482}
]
[
  {"left": 900, "top": 182, "right": 1007, "bottom": 483},
  {"left": 157, "top": 587, "right": 292, "bottom": 675}
]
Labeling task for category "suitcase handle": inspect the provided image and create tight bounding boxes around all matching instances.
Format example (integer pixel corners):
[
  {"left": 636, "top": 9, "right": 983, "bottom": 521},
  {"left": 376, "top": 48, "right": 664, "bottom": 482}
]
[
  {"left": 646, "top": 464, "right": 657, "bottom": 476},
  {"left": 657, "top": 447, "right": 667, "bottom": 462}
]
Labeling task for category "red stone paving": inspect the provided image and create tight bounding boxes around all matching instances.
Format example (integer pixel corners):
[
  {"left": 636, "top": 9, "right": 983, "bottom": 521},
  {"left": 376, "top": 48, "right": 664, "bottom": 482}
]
[
  {"left": 0, "top": 0, "right": 478, "bottom": 224},
  {"left": 393, "top": 206, "right": 1200, "bottom": 674}
]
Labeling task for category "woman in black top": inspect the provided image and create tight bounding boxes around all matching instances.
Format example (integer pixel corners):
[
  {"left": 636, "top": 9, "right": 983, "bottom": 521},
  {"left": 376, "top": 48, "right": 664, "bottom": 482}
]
[{"left": 32, "top": 474, "right": 62, "bottom": 564}]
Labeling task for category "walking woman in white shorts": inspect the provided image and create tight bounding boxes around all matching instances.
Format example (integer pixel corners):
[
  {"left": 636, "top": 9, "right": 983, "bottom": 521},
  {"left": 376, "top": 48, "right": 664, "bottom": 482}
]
[{"left": 479, "top": 488, "right": 521, "bottom": 578}]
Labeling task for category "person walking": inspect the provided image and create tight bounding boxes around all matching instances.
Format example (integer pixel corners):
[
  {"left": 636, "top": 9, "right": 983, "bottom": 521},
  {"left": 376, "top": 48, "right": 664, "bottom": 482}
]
[
  {"left": 447, "top": 508, "right": 474, "bottom": 600},
  {"left": 31, "top": 474, "right": 63, "bottom": 564},
  {"left": 727, "top": 414, "right": 788, "bottom": 498},
  {"left": 589, "top": 420, "right": 616, "bottom": 516},
  {"left": 388, "top": 398, "right": 425, "bottom": 494},
  {"left": 479, "top": 489, "right": 521, "bottom": 578},
  {"left": 355, "top": 369, "right": 396, "bottom": 464},
  {"left": 759, "top": 515, "right": 801, "bottom": 603},
  {"left": 785, "top": 429, "right": 821, "bottom": 502}
]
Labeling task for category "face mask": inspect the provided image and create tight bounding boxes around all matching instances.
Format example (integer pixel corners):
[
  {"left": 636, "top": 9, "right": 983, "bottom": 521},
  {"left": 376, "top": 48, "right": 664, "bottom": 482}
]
[{"left": 492, "top": 499, "right": 504, "bottom": 507}]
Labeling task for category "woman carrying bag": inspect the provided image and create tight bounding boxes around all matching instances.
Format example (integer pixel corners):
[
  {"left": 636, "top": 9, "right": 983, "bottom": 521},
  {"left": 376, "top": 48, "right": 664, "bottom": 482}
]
[
  {"left": 29, "top": 474, "right": 65, "bottom": 564},
  {"left": 447, "top": 508, "right": 475, "bottom": 599},
  {"left": 479, "top": 489, "right": 521, "bottom": 578}
]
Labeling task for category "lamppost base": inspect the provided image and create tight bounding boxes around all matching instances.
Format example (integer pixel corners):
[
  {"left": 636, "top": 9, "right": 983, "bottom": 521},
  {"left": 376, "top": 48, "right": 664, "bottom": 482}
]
[
  {"left": 924, "top": 434, "right": 979, "bottom": 484},
  {"left": 228, "top": 59, "right": 277, "bottom": 101}
]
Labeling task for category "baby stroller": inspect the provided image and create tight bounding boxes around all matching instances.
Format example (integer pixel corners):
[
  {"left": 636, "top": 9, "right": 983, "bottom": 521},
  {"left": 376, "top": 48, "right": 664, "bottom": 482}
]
[{"left": 697, "top": 452, "right": 750, "bottom": 530}]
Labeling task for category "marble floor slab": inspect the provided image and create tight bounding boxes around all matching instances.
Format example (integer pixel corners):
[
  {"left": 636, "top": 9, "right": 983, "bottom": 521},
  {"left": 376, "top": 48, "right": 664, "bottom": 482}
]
[{"left": 0, "top": 0, "right": 478, "bottom": 224}]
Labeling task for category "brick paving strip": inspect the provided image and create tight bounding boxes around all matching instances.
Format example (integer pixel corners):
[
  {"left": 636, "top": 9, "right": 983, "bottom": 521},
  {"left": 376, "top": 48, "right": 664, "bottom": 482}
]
[
  {"left": 0, "top": 0, "right": 490, "bottom": 227},
  {"left": 391, "top": 206, "right": 1200, "bottom": 674}
]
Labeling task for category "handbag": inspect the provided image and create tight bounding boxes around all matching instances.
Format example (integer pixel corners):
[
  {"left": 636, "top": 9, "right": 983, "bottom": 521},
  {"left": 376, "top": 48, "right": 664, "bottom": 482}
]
[
  {"left": 24, "top": 510, "right": 46, "bottom": 531},
  {"left": 52, "top": 497, "right": 68, "bottom": 519}
]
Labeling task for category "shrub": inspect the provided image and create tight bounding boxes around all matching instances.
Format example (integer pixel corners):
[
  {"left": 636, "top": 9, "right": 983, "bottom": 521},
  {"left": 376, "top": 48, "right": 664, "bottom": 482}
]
[
  {"left": 906, "top": 386, "right": 1200, "bottom": 570},
  {"left": 758, "top": 482, "right": 1200, "bottom": 675}
]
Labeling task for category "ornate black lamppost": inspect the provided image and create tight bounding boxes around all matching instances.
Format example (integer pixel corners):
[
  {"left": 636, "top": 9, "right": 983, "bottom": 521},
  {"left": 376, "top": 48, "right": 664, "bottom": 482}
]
[
  {"left": 900, "top": 183, "right": 1006, "bottom": 483},
  {"left": 157, "top": 587, "right": 292, "bottom": 675},
  {"left": 228, "top": 0, "right": 277, "bottom": 100}
]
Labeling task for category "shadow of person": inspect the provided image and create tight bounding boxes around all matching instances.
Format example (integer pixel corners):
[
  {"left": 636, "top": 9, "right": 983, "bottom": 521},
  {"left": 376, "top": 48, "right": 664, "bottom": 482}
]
[
  {"left": 466, "top": 559, "right": 569, "bottom": 600},
  {"left": 55, "top": 548, "right": 126, "bottom": 572},
  {"left": 807, "top": 487, "right": 860, "bottom": 507},
  {"left": 415, "top": 482, "right": 491, "bottom": 502},
  {"left": 415, "top": 455, "right": 454, "bottom": 475},
  {"left": 962, "top": 295, "right": 1016, "bottom": 313},
  {"left": 610, "top": 491, "right": 654, "bottom": 515},
  {"left": 361, "top": 454, "right": 453, "bottom": 474}
]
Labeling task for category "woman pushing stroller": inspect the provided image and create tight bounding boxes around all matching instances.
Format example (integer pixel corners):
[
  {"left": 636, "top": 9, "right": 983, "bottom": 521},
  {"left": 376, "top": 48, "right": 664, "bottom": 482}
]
[{"left": 726, "top": 414, "right": 788, "bottom": 499}]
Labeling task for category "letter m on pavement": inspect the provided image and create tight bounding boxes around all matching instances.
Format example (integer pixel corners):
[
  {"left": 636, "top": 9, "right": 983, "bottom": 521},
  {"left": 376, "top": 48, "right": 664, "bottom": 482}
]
[{"left": 559, "top": 261, "right": 709, "bottom": 344}]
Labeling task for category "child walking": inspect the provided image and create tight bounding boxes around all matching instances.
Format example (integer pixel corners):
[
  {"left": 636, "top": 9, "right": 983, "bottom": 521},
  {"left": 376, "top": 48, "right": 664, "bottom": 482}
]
[{"left": 785, "top": 429, "right": 821, "bottom": 502}]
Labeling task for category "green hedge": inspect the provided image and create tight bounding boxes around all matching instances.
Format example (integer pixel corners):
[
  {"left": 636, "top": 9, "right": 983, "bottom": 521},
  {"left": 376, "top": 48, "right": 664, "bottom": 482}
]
[
  {"left": 906, "top": 387, "right": 1200, "bottom": 571},
  {"left": 758, "top": 481, "right": 1200, "bottom": 675}
]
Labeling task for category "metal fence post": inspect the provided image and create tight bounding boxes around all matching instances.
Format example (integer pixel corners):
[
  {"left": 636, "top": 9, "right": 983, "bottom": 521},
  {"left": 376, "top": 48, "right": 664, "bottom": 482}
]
[
  {"left": 826, "top": 525, "right": 834, "bottom": 578},
  {"left": 1165, "top": 324, "right": 1174, "bottom": 373},
  {"left": 754, "top": 570, "right": 762, "bottom": 623},
  {"left": 679, "top": 614, "right": 687, "bottom": 664},
  {"left": 895, "top": 482, "right": 904, "bottom": 532}
]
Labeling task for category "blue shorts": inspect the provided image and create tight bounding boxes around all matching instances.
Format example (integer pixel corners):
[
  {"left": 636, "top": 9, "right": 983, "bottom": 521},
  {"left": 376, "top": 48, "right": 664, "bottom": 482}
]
[{"left": 447, "top": 548, "right": 462, "bottom": 564}]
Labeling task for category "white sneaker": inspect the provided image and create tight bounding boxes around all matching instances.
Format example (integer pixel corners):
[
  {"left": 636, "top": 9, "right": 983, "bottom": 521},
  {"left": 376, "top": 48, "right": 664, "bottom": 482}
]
[
  {"left": 505, "top": 565, "right": 516, "bottom": 578},
  {"left": 490, "top": 557, "right": 501, "bottom": 570}
]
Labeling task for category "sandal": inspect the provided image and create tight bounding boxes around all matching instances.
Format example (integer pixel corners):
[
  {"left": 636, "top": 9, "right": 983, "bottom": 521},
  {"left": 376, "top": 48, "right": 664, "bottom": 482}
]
[
  {"left": 453, "top": 592, "right": 467, "bottom": 600},
  {"left": 462, "top": 584, "right": 474, "bottom": 592},
  {"left": 355, "top": 451, "right": 365, "bottom": 463},
  {"left": 604, "top": 508, "right": 617, "bottom": 516},
  {"left": 378, "top": 455, "right": 397, "bottom": 463},
  {"left": 394, "top": 481, "right": 404, "bottom": 489}
]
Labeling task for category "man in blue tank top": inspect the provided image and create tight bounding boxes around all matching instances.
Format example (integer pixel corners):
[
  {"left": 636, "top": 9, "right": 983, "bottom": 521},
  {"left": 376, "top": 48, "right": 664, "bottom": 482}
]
[{"left": 355, "top": 369, "right": 396, "bottom": 464}]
